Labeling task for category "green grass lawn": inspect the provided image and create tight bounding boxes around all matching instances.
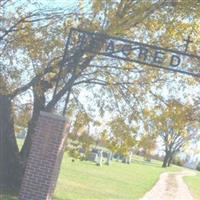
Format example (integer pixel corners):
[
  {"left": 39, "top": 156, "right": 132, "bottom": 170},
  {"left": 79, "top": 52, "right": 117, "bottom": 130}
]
[
  {"left": 8, "top": 140, "right": 181, "bottom": 200},
  {"left": 17, "top": 138, "right": 24, "bottom": 150},
  {"left": 184, "top": 171, "right": 200, "bottom": 200},
  {"left": 53, "top": 155, "right": 180, "bottom": 200},
  {"left": 14, "top": 139, "right": 200, "bottom": 200},
  {"left": 2, "top": 154, "right": 180, "bottom": 200}
]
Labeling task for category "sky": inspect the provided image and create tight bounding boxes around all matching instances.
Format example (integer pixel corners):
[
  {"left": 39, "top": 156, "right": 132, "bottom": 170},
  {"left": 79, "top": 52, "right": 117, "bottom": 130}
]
[{"left": 41, "top": 0, "right": 79, "bottom": 9}]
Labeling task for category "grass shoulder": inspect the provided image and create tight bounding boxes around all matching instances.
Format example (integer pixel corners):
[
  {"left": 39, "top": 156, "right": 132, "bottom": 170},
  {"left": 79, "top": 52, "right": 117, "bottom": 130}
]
[
  {"left": 53, "top": 154, "right": 180, "bottom": 200},
  {"left": 184, "top": 171, "right": 200, "bottom": 200}
]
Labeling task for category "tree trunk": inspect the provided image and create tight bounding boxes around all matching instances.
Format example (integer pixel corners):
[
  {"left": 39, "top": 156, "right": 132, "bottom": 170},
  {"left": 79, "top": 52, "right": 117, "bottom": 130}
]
[
  {"left": 20, "top": 84, "right": 46, "bottom": 168},
  {"left": 162, "top": 152, "right": 170, "bottom": 168},
  {"left": 167, "top": 153, "right": 173, "bottom": 167},
  {"left": 19, "top": 113, "right": 39, "bottom": 168},
  {"left": 0, "top": 95, "right": 22, "bottom": 191}
]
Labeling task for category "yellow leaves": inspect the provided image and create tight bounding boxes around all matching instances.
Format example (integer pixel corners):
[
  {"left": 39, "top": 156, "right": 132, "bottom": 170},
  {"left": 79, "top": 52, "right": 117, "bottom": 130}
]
[
  {"left": 143, "top": 108, "right": 155, "bottom": 120},
  {"left": 76, "top": 126, "right": 86, "bottom": 137},
  {"left": 0, "top": 75, "right": 9, "bottom": 95},
  {"left": 146, "top": 20, "right": 163, "bottom": 32},
  {"left": 93, "top": 120, "right": 101, "bottom": 126},
  {"left": 105, "top": 75, "right": 115, "bottom": 86},
  {"left": 193, "top": 22, "right": 200, "bottom": 38},
  {"left": 12, "top": 21, "right": 46, "bottom": 61},
  {"left": 71, "top": 112, "right": 92, "bottom": 136},
  {"left": 14, "top": 105, "right": 31, "bottom": 133},
  {"left": 139, "top": 134, "right": 156, "bottom": 152},
  {"left": 109, "top": 117, "right": 136, "bottom": 155},
  {"left": 142, "top": 98, "right": 194, "bottom": 145},
  {"left": 152, "top": 100, "right": 192, "bottom": 138},
  {"left": 182, "top": 129, "right": 188, "bottom": 138},
  {"left": 143, "top": 109, "right": 151, "bottom": 117},
  {"left": 92, "top": 1, "right": 104, "bottom": 13}
]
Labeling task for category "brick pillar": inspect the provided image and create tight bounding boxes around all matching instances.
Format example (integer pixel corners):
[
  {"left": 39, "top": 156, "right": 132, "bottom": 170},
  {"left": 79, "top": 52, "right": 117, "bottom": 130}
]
[{"left": 19, "top": 111, "right": 69, "bottom": 200}]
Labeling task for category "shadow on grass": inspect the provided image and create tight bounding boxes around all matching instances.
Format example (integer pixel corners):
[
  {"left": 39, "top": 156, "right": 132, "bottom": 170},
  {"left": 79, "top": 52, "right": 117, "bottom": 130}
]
[
  {"left": 0, "top": 191, "right": 18, "bottom": 200},
  {"left": 53, "top": 196, "right": 72, "bottom": 200},
  {"left": 133, "top": 159, "right": 163, "bottom": 168},
  {"left": 73, "top": 157, "right": 164, "bottom": 169}
]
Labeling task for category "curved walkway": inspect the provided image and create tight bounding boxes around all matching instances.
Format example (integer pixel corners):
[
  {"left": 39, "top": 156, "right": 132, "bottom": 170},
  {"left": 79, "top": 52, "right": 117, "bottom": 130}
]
[{"left": 141, "top": 170, "right": 196, "bottom": 200}]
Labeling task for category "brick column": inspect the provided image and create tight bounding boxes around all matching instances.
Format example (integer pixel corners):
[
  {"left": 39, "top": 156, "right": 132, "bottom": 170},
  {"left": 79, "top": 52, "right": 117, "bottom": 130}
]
[{"left": 19, "top": 111, "right": 69, "bottom": 200}]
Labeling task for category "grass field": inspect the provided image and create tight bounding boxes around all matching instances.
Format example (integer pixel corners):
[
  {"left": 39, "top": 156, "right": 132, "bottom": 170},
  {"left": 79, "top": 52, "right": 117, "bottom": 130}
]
[
  {"left": 2, "top": 155, "right": 180, "bottom": 200},
  {"left": 53, "top": 154, "right": 180, "bottom": 200},
  {"left": 3, "top": 139, "right": 185, "bottom": 200},
  {"left": 184, "top": 171, "right": 200, "bottom": 200},
  {"left": 17, "top": 139, "right": 24, "bottom": 150}
]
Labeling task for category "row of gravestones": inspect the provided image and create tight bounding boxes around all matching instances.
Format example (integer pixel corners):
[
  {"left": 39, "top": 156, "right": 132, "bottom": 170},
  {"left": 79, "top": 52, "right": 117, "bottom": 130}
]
[{"left": 85, "top": 148, "right": 133, "bottom": 166}]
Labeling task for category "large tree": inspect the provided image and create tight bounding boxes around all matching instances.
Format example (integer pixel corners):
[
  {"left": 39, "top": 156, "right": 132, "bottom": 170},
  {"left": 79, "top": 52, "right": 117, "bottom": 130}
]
[
  {"left": 139, "top": 134, "right": 157, "bottom": 161},
  {"left": 1, "top": 0, "right": 200, "bottom": 191},
  {"left": 0, "top": 0, "right": 78, "bottom": 190},
  {"left": 108, "top": 117, "right": 137, "bottom": 161},
  {"left": 145, "top": 100, "right": 197, "bottom": 167}
]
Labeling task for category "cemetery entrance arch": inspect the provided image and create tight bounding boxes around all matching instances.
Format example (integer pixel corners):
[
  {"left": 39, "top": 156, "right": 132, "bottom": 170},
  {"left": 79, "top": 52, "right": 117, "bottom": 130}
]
[
  {"left": 19, "top": 28, "right": 199, "bottom": 200},
  {"left": 63, "top": 28, "right": 200, "bottom": 79}
]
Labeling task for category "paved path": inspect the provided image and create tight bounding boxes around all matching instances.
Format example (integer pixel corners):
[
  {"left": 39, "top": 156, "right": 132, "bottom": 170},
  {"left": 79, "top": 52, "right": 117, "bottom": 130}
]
[{"left": 141, "top": 170, "right": 196, "bottom": 200}]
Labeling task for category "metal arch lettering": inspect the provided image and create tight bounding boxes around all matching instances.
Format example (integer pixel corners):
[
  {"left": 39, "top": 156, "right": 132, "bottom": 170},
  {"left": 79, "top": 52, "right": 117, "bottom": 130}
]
[{"left": 66, "top": 28, "right": 200, "bottom": 78}]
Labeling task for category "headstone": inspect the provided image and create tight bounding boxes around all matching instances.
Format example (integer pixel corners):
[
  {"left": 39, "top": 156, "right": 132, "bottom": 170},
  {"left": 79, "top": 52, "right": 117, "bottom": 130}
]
[
  {"left": 122, "top": 157, "right": 127, "bottom": 163},
  {"left": 87, "top": 153, "right": 98, "bottom": 163},
  {"left": 91, "top": 148, "right": 99, "bottom": 154},
  {"left": 102, "top": 151, "right": 107, "bottom": 158},
  {"left": 19, "top": 111, "right": 69, "bottom": 200},
  {"left": 79, "top": 148, "right": 85, "bottom": 154},
  {"left": 97, "top": 150, "right": 103, "bottom": 166},
  {"left": 106, "top": 152, "right": 112, "bottom": 166},
  {"left": 128, "top": 152, "right": 133, "bottom": 164}
]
